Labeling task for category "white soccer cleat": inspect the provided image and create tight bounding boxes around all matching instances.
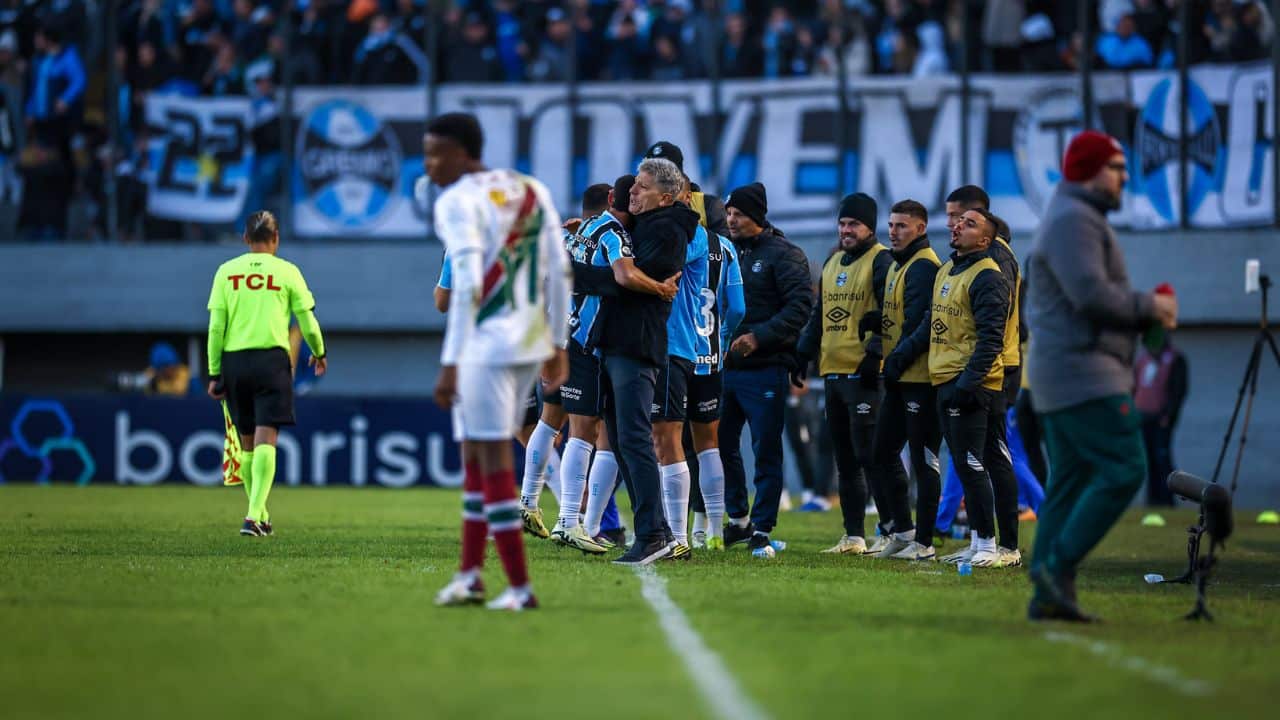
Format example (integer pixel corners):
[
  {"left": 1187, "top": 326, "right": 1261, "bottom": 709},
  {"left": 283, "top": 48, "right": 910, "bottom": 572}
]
[
  {"left": 970, "top": 549, "right": 1005, "bottom": 568},
  {"left": 434, "top": 573, "right": 485, "bottom": 607},
  {"left": 691, "top": 530, "right": 708, "bottom": 550},
  {"left": 865, "top": 535, "right": 891, "bottom": 555},
  {"left": 821, "top": 535, "right": 868, "bottom": 554},
  {"left": 890, "top": 541, "right": 937, "bottom": 561},
  {"left": 997, "top": 547, "right": 1022, "bottom": 567},
  {"left": 550, "top": 522, "right": 608, "bottom": 555},
  {"left": 876, "top": 533, "right": 916, "bottom": 559},
  {"left": 939, "top": 546, "right": 978, "bottom": 565},
  {"left": 485, "top": 587, "right": 539, "bottom": 612}
]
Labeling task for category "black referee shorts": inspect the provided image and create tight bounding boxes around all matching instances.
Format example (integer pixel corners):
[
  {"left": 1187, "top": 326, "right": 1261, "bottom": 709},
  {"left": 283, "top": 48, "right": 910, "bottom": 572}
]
[{"left": 221, "top": 348, "right": 295, "bottom": 434}]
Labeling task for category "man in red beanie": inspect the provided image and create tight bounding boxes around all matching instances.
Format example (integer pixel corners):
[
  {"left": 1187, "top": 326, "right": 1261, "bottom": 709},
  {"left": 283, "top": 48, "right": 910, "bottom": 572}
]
[{"left": 1023, "top": 130, "right": 1179, "bottom": 622}]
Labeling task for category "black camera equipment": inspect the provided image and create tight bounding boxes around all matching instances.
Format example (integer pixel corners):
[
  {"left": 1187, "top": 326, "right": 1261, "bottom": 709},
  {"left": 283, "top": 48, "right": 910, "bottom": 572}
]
[{"left": 1159, "top": 471, "right": 1234, "bottom": 621}]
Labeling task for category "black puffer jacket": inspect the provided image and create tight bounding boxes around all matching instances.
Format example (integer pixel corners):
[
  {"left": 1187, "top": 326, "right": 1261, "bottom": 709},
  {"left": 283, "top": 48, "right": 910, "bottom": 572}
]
[{"left": 725, "top": 227, "right": 813, "bottom": 371}]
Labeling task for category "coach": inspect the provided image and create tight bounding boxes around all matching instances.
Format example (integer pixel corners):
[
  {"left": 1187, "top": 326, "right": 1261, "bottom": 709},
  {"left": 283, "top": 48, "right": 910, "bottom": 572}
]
[
  {"left": 593, "top": 156, "right": 701, "bottom": 566},
  {"left": 1025, "top": 131, "right": 1178, "bottom": 622},
  {"left": 719, "top": 183, "right": 813, "bottom": 556}
]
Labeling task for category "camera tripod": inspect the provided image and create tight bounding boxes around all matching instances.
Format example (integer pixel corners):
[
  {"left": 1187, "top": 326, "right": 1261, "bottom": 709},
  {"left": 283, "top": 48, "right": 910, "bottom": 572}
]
[{"left": 1162, "top": 274, "right": 1275, "bottom": 620}]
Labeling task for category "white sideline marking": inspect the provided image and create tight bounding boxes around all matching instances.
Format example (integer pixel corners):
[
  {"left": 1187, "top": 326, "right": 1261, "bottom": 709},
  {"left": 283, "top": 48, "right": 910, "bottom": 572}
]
[
  {"left": 633, "top": 566, "right": 771, "bottom": 720},
  {"left": 1043, "top": 631, "right": 1215, "bottom": 697}
]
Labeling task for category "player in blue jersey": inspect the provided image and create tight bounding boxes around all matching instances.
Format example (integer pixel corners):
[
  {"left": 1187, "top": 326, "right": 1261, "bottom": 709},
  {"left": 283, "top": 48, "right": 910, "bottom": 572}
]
[{"left": 686, "top": 185, "right": 745, "bottom": 550}]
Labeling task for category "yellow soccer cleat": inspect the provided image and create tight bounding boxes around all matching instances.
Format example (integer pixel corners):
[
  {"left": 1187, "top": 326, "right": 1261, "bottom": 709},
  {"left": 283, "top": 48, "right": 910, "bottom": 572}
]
[
  {"left": 706, "top": 536, "right": 725, "bottom": 551},
  {"left": 521, "top": 507, "right": 550, "bottom": 539}
]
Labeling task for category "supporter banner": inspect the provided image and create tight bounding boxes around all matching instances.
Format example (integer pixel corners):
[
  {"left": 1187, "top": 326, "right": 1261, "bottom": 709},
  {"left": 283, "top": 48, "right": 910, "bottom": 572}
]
[
  {"left": 145, "top": 95, "right": 253, "bottom": 223},
  {"left": 143, "top": 65, "right": 1275, "bottom": 235},
  {"left": 0, "top": 395, "right": 462, "bottom": 487}
]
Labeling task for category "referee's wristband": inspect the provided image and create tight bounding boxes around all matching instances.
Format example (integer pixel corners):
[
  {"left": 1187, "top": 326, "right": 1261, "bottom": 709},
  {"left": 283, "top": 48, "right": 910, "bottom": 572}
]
[
  {"left": 313, "top": 354, "right": 326, "bottom": 361},
  {"left": 209, "top": 374, "right": 222, "bottom": 383}
]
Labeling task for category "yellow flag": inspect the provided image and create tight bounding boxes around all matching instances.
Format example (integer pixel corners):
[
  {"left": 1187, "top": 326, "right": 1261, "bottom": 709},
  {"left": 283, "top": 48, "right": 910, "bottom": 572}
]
[{"left": 222, "top": 400, "right": 243, "bottom": 486}]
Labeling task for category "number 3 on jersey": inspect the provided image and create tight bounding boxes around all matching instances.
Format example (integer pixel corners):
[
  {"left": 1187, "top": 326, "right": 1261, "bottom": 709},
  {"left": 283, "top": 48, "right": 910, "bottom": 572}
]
[{"left": 697, "top": 287, "right": 717, "bottom": 338}]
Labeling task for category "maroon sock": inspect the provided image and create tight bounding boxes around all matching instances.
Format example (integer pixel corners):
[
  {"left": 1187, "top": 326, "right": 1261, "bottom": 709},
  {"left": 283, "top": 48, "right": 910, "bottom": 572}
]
[
  {"left": 460, "top": 462, "right": 487, "bottom": 572},
  {"left": 483, "top": 467, "right": 529, "bottom": 588}
]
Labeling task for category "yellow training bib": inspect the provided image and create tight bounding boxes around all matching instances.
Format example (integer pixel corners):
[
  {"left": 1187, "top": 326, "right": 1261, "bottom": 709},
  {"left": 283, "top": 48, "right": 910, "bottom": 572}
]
[
  {"left": 819, "top": 245, "right": 885, "bottom": 376},
  {"left": 928, "top": 257, "right": 1004, "bottom": 391},
  {"left": 881, "top": 246, "right": 940, "bottom": 384}
]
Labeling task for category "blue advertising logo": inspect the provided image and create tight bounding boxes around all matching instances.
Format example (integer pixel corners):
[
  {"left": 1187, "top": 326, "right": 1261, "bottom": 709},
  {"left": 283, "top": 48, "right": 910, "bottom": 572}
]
[{"left": 0, "top": 400, "right": 96, "bottom": 485}]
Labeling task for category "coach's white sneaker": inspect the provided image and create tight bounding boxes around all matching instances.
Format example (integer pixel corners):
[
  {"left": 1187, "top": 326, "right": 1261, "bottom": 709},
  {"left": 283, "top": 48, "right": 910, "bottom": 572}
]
[
  {"left": 890, "top": 541, "right": 937, "bottom": 561},
  {"left": 821, "top": 535, "right": 868, "bottom": 554},
  {"left": 971, "top": 548, "right": 1005, "bottom": 568},
  {"left": 485, "top": 587, "right": 538, "bottom": 612},
  {"left": 939, "top": 546, "right": 978, "bottom": 565},
  {"left": 997, "top": 547, "right": 1022, "bottom": 567},
  {"left": 876, "top": 531, "right": 917, "bottom": 558}
]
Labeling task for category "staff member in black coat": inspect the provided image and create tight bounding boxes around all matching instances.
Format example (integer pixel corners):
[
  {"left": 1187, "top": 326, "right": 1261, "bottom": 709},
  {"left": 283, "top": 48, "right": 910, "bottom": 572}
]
[
  {"left": 593, "top": 156, "right": 701, "bottom": 566},
  {"left": 718, "top": 182, "right": 813, "bottom": 556}
]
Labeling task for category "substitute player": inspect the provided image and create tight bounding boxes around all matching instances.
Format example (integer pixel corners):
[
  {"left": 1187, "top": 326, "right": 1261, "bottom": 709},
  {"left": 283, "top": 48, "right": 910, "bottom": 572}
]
[
  {"left": 427, "top": 113, "right": 571, "bottom": 612},
  {"left": 207, "top": 210, "right": 327, "bottom": 537}
]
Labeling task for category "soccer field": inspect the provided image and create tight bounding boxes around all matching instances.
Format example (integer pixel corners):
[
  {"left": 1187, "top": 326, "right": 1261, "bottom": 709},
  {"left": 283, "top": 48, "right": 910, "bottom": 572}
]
[{"left": 1, "top": 486, "right": 1276, "bottom": 720}]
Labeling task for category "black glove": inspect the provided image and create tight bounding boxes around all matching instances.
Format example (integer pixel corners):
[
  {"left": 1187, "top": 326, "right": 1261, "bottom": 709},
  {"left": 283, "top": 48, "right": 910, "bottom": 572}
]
[
  {"left": 881, "top": 353, "right": 904, "bottom": 384},
  {"left": 857, "top": 311, "right": 883, "bottom": 342},
  {"left": 856, "top": 353, "right": 881, "bottom": 390},
  {"left": 790, "top": 364, "right": 808, "bottom": 389},
  {"left": 949, "top": 387, "right": 981, "bottom": 413}
]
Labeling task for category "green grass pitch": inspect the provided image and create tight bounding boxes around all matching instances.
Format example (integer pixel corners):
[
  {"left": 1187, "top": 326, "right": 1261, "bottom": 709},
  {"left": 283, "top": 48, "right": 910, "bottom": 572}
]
[{"left": 1, "top": 486, "right": 1277, "bottom": 719}]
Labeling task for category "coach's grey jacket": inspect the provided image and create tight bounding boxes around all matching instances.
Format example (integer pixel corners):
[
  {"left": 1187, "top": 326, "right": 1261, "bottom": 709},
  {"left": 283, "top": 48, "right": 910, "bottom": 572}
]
[{"left": 1025, "top": 182, "right": 1159, "bottom": 413}]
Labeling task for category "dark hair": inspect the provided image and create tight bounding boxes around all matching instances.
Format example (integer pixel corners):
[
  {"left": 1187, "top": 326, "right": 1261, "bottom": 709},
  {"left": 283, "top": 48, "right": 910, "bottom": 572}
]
[
  {"left": 426, "top": 112, "right": 484, "bottom": 160},
  {"left": 890, "top": 199, "right": 928, "bottom": 221},
  {"left": 582, "top": 183, "right": 611, "bottom": 216},
  {"left": 991, "top": 214, "right": 1011, "bottom": 242},
  {"left": 245, "top": 210, "right": 279, "bottom": 244},
  {"left": 946, "top": 185, "right": 990, "bottom": 210},
  {"left": 969, "top": 208, "right": 1000, "bottom": 240}
]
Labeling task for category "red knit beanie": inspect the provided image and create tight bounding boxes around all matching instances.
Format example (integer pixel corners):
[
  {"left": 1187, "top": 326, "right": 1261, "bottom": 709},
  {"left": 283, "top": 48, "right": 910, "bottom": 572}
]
[{"left": 1062, "top": 131, "right": 1125, "bottom": 182}]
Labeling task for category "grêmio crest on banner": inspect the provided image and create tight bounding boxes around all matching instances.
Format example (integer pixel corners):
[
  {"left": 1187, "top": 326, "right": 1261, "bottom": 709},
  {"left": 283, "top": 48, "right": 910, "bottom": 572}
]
[
  {"left": 145, "top": 95, "right": 253, "bottom": 223},
  {"left": 143, "top": 64, "right": 1275, "bottom": 235}
]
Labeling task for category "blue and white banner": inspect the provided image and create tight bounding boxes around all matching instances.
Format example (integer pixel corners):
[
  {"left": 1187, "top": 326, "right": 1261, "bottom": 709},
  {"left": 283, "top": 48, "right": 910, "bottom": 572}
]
[
  {"left": 0, "top": 395, "right": 463, "bottom": 487},
  {"left": 143, "top": 64, "right": 1276, "bottom": 235},
  {"left": 145, "top": 95, "right": 254, "bottom": 224}
]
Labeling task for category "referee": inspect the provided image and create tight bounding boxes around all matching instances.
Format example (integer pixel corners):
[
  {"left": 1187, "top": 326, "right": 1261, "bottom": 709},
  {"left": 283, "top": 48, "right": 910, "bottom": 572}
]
[{"left": 207, "top": 211, "right": 327, "bottom": 537}]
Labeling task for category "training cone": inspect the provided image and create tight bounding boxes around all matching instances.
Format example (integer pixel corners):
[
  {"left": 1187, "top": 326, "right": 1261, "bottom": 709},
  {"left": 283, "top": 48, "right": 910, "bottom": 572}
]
[
  {"left": 1257, "top": 510, "right": 1279, "bottom": 525},
  {"left": 1141, "top": 513, "right": 1167, "bottom": 528}
]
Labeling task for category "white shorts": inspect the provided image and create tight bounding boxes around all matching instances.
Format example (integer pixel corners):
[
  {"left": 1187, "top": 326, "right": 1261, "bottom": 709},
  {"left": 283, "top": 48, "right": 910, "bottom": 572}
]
[{"left": 451, "top": 362, "right": 541, "bottom": 442}]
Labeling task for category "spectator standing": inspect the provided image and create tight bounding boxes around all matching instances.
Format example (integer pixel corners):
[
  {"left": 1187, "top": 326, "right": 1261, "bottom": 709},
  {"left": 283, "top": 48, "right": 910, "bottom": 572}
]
[
  {"left": 353, "top": 12, "right": 429, "bottom": 85},
  {"left": 229, "top": 0, "right": 270, "bottom": 62},
  {"left": 607, "top": 14, "right": 646, "bottom": 80},
  {"left": 1096, "top": 12, "right": 1154, "bottom": 69},
  {"left": 650, "top": 33, "right": 685, "bottom": 80},
  {"left": 982, "top": 0, "right": 1025, "bottom": 71},
  {"left": 1231, "top": 1, "right": 1272, "bottom": 61},
  {"left": 203, "top": 40, "right": 244, "bottom": 96},
  {"left": 1019, "top": 12, "right": 1064, "bottom": 71},
  {"left": 761, "top": 6, "right": 796, "bottom": 78},
  {"left": 815, "top": 17, "right": 871, "bottom": 77},
  {"left": 789, "top": 21, "right": 820, "bottom": 75},
  {"left": 1133, "top": 327, "right": 1188, "bottom": 508},
  {"left": 444, "top": 13, "right": 502, "bottom": 83},
  {"left": 721, "top": 12, "right": 762, "bottom": 77},
  {"left": 20, "top": 24, "right": 84, "bottom": 240},
  {"left": 527, "top": 7, "right": 573, "bottom": 83},
  {"left": 493, "top": 0, "right": 529, "bottom": 82},
  {"left": 241, "top": 61, "right": 281, "bottom": 231},
  {"left": 0, "top": 29, "right": 21, "bottom": 240},
  {"left": 914, "top": 21, "right": 949, "bottom": 75},
  {"left": 177, "top": 0, "right": 223, "bottom": 85}
]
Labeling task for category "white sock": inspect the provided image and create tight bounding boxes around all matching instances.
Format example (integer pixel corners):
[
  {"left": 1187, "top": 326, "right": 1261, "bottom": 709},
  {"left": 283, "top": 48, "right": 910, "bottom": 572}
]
[
  {"left": 520, "top": 421, "right": 559, "bottom": 509},
  {"left": 692, "top": 512, "right": 708, "bottom": 537},
  {"left": 544, "top": 447, "right": 562, "bottom": 504},
  {"left": 977, "top": 536, "right": 997, "bottom": 554},
  {"left": 802, "top": 489, "right": 814, "bottom": 505},
  {"left": 661, "top": 462, "right": 692, "bottom": 545},
  {"left": 970, "top": 529, "right": 979, "bottom": 551},
  {"left": 894, "top": 529, "right": 916, "bottom": 542},
  {"left": 557, "top": 438, "right": 593, "bottom": 528},
  {"left": 731, "top": 515, "right": 750, "bottom": 529},
  {"left": 583, "top": 450, "right": 618, "bottom": 537},
  {"left": 697, "top": 449, "right": 726, "bottom": 540}
]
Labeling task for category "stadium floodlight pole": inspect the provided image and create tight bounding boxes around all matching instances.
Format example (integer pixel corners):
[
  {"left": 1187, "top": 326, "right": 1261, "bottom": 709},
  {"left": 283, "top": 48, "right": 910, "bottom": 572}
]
[
  {"left": 1273, "top": 0, "right": 1280, "bottom": 227},
  {"left": 104, "top": 0, "right": 119, "bottom": 242},
  {"left": 959, "top": 0, "right": 971, "bottom": 183},
  {"left": 1177, "top": 0, "right": 1191, "bottom": 229},
  {"left": 567, "top": 4, "right": 579, "bottom": 207},
  {"left": 709, "top": 0, "right": 723, "bottom": 193},
  {"left": 1079, "top": 0, "right": 1094, "bottom": 130},
  {"left": 281, "top": 6, "right": 295, "bottom": 245},
  {"left": 424, "top": 0, "right": 442, "bottom": 243},
  {"left": 834, "top": 19, "right": 848, "bottom": 198}
]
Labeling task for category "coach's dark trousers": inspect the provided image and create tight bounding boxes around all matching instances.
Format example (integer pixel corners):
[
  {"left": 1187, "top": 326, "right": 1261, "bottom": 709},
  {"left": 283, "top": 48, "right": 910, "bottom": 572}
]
[
  {"left": 721, "top": 365, "right": 789, "bottom": 533},
  {"left": 601, "top": 352, "right": 671, "bottom": 544}
]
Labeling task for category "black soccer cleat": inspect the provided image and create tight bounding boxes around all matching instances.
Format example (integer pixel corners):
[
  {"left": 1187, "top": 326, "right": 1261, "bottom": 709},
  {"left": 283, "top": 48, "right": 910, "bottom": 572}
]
[
  {"left": 723, "top": 521, "right": 755, "bottom": 548},
  {"left": 258, "top": 521, "right": 273, "bottom": 536},
  {"left": 240, "top": 519, "right": 264, "bottom": 537},
  {"left": 601, "top": 527, "right": 628, "bottom": 549}
]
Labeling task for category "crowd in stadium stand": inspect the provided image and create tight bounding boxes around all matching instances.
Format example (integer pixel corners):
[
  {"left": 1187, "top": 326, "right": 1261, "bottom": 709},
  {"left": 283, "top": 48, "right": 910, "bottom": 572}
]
[{"left": 0, "top": 0, "right": 1274, "bottom": 242}]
